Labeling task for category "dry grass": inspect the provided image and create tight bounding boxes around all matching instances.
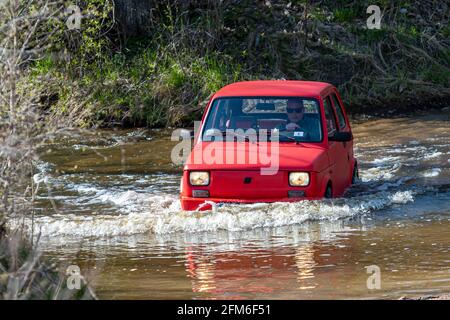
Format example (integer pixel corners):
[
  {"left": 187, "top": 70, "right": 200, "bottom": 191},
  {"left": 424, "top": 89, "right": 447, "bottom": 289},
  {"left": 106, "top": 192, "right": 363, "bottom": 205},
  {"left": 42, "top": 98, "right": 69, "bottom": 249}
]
[
  {"left": 0, "top": 0, "right": 95, "bottom": 299},
  {"left": 0, "top": 231, "right": 96, "bottom": 300}
]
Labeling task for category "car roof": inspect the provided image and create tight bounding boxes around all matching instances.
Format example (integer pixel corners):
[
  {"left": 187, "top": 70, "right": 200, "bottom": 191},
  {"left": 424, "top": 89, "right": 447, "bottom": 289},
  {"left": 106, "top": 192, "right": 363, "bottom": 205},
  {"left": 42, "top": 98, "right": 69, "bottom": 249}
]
[{"left": 213, "top": 80, "right": 333, "bottom": 98}]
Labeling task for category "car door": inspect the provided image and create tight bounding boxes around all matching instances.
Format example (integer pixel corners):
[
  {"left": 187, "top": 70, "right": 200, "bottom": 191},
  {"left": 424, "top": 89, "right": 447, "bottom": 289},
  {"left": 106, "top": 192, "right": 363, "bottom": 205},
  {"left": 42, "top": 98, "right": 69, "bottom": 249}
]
[
  {"left": 323, "top": 95, "right": 349, "bottom": 196},
  {"left": 330, "top": 91, "right": 353, "bottom": 184}
]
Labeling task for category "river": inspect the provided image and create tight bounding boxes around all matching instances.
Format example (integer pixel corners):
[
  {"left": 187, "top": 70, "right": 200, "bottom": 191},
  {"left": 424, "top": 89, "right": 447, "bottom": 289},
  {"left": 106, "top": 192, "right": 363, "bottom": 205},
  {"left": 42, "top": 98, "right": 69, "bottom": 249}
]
[{"left": 26, "top": 109, "right": 450, "bottom": 299}]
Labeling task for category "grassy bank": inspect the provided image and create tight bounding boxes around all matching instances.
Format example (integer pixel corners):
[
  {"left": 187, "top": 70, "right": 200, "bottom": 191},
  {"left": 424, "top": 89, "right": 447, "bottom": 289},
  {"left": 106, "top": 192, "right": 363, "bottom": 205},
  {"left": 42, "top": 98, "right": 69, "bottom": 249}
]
[{"left": 30, "top": 0, "right": 450, "bottom": 127}]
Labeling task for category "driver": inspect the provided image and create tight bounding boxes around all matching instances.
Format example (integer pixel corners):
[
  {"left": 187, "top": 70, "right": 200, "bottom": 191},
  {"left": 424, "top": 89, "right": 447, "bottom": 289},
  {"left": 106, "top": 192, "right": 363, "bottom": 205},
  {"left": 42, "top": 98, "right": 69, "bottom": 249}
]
[{"left": 283, "top": 98, "right": 321, "bottom": 141}]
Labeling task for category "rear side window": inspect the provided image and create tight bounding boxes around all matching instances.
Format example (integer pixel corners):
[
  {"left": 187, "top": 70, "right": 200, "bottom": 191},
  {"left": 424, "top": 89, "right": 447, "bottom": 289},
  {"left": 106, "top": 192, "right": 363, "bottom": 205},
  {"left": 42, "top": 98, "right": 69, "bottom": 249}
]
[
  {"left": 331, "top": 94, "right": 346, "bottom": 129},
  {"left": 323, "top": 97, "right": 338, "bottom": 136}
]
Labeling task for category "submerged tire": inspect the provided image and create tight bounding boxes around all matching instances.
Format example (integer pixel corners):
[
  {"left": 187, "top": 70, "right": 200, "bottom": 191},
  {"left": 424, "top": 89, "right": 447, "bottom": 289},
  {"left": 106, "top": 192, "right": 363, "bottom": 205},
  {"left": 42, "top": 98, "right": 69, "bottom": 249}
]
[
  {"left": 351, "top": 164, "right": 359, "bottom": 184},
  {"left": 324, "top": 184, "right": 332, "bottom": 198}
]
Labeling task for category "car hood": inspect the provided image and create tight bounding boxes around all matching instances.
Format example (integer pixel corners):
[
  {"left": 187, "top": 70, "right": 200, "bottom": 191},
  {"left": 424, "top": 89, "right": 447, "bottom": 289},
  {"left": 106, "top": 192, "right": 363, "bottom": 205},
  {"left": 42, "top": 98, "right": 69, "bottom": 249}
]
[{"left": 184, "top": 142, "right": 329, "bottom": 172}]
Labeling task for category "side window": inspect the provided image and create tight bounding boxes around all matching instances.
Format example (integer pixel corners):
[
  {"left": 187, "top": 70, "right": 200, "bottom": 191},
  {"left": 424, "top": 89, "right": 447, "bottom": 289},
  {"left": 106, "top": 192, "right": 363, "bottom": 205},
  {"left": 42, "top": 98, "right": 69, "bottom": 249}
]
[
  {"left": 331, "top": 93, "right": 347, "bottom": 129},
  {"left": 323, "top": 96, "right": 338, "bottom": 137}
]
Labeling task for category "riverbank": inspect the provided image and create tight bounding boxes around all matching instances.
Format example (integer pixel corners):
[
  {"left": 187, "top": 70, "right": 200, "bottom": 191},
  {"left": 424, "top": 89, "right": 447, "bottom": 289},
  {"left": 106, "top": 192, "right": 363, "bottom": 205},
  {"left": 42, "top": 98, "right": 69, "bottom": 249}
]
[
  {"left": 28, "top": 0, "right": 449, "bottom": 128},
  {"left": 350, "top": 99, "right": 450, "bottom": 121},
  {"left": 400, "top": 294, "right": 450, "bottom": 300}
]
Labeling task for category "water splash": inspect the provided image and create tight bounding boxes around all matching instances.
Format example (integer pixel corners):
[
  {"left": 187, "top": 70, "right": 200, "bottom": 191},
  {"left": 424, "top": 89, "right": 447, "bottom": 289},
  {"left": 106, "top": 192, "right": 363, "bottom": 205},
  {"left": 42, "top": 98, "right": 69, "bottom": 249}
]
[{"left": 12, "top": 189, "right": 416, "bottom": 238}]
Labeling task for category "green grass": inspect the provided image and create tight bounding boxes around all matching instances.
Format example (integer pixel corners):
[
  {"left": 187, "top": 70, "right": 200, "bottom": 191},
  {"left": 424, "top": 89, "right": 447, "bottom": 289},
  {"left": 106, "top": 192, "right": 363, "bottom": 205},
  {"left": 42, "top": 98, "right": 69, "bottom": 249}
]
[
  {"left": 37, "top": 43, "right": 246, "bottom": 127},
  {"left": 441, "top": 26, "right": 450, "bottom": 38},
  {"left": 422, "top": 63, "right": 450, "bottom": 86},
  {"left": 30, "top": 56, "right": 54, "bottom": 76},
  {"left": 333, "top": 7, "right": 359, "bottom": 23},
  {"left": 349, "top": 26, "right": 390, "bottom": 44}
]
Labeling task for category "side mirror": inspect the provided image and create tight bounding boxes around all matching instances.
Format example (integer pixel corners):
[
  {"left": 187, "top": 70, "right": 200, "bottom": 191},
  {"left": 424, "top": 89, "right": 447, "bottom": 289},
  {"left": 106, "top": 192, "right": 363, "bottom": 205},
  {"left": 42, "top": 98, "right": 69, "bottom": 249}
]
[{"left": 329, "top": 131, "right": 352, "bottom": 142}]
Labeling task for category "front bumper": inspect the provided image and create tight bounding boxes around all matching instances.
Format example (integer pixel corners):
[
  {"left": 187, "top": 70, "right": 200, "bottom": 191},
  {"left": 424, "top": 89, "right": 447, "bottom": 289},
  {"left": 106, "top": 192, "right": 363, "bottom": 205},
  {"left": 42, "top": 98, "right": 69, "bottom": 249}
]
[{"left": 180, "top": 195, "right": 323, "bottom": 211}]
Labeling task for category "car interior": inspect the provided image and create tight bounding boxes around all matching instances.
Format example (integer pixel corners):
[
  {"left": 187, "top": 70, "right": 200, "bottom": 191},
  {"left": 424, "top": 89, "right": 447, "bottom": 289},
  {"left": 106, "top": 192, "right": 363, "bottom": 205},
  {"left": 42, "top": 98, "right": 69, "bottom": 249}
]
[
  {"left": 204, "top": 98, "right": 321, "bottom": 137},
  {"left": 226, "top": 113, "right": 320, "bottom": 131}
]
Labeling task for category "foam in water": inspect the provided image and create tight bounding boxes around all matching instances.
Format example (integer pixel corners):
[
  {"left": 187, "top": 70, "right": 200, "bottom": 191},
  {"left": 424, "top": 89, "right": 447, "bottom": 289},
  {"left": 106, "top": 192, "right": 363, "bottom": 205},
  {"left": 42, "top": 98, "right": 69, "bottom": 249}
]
[
  {"left": 421, "top": 168, "right": 441, "bottom": 178},
  {"left": 370, "top": 156, "right": 402, "bottom": 165},
  {"left": 360, "top": 163, "right": 402, "bottom": 182},
  {"left": 424, "top": 151, "right": 443, "bottom": 160},
  {"left": 22, "top": 122, "right": 448, "bottom": 241},
  {"left": 11, "top": 189, "right": 416, "bottom": 239}
]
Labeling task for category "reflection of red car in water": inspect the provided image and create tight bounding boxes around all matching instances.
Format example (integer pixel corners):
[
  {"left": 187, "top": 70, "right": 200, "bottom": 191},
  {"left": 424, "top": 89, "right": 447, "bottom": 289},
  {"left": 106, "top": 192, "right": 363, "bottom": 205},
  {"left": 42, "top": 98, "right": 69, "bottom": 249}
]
[
  {"left": 184, "top": 246, "right": 314, "bottom": 297},
  {"left": 180, "top": 80, "right": 358, "bottom": 211},
  {"left": 184, "top": 243, "right": 348, "bottom": 298}
]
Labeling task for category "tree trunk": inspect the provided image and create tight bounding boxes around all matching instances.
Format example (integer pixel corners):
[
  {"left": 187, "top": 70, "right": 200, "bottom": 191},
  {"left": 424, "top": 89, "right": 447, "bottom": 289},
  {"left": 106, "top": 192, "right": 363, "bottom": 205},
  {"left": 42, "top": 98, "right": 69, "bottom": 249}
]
[{"left": 113, "top": 0, "right": 156, "bottom": 36}]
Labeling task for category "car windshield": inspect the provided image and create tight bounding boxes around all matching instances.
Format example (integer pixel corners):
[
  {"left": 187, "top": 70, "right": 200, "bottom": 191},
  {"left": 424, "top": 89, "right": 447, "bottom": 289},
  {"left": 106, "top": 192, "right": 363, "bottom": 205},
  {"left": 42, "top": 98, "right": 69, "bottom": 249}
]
[{"left": 201, "top": 97, "right": 323, "bottom": 142}]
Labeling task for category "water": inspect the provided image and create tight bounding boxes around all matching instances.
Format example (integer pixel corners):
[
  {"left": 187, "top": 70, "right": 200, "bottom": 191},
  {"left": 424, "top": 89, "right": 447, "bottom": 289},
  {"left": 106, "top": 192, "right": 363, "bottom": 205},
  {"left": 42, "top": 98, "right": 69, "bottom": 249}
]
[{"left": 20, "top": 110, "right": 450, "bottom": 299}]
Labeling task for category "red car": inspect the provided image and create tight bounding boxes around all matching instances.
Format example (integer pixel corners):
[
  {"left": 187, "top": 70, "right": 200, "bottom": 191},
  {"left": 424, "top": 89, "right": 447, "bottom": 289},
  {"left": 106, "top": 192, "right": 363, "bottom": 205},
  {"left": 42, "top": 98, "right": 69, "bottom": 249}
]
[{"left": 180, "top": 80, "right": 357, "bottom": 211}]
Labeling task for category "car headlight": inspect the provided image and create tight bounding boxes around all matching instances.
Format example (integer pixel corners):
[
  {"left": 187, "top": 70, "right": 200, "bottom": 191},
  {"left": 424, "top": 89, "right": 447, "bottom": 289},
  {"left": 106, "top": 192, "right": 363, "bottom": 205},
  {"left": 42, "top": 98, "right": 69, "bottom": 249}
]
[
  {"left": 289, "top": 172, "right": 309, "bottom": 186},
  {"left": 189, "top": 171, "right": 210, "bottom": 186}
]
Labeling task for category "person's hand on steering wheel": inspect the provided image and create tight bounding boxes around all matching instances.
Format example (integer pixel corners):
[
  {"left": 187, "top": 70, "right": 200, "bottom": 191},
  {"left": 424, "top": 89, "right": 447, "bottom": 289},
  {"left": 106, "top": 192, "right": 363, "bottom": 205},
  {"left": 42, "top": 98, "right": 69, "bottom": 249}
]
[{"left": 286, "top": 122, "right": 300, "bottom": 131}]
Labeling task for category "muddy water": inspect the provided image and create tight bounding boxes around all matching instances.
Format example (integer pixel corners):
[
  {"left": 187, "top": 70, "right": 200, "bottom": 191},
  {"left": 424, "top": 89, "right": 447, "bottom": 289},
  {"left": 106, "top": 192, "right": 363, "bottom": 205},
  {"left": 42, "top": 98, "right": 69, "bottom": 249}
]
[{"left": 26, "top": 110, "right": 450, "bottom": 299}]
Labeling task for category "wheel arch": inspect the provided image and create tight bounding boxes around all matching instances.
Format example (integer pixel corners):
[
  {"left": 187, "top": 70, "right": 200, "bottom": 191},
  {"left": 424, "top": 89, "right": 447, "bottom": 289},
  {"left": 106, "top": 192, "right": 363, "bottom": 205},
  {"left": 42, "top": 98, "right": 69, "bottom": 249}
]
[{"left": 319, "top": 172, "right": 333, "bottom": 197}]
